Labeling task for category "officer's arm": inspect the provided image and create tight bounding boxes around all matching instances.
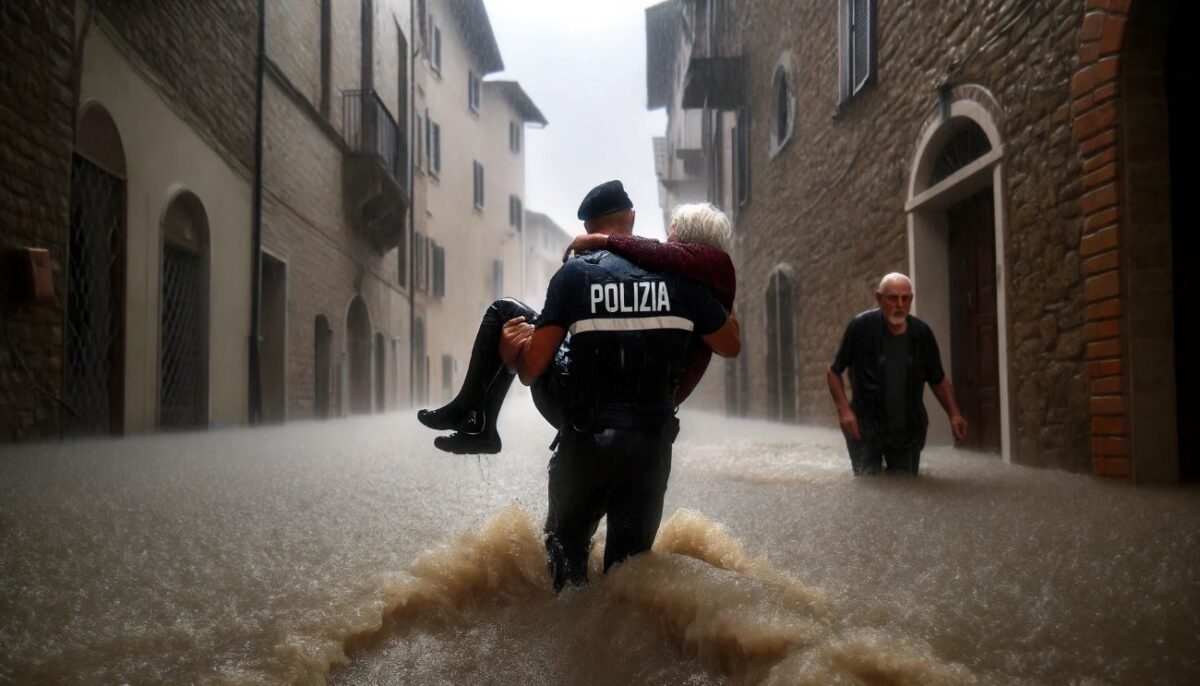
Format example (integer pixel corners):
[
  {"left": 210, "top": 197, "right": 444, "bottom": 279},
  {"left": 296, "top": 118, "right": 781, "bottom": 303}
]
[
  {"left": 516, "top": 325, "right": 567, "bottom": 386},
  {"left": 701, "top": 311, "right": 741, "bottom": 358}
]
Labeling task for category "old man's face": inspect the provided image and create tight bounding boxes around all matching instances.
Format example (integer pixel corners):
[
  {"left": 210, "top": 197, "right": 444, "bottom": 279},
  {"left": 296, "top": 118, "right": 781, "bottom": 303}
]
[{"left": 876, "top": 278, "right": 914, "bottom": 327}]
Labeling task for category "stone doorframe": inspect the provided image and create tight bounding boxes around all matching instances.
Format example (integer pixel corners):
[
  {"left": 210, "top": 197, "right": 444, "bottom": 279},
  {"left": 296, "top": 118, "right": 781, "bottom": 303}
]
[
  {"left": 1070, "top": 2, "right": 1132, "bottom": 478},
  {"left": 904, "top": 86, "right": 1012, "bottom": 462}
]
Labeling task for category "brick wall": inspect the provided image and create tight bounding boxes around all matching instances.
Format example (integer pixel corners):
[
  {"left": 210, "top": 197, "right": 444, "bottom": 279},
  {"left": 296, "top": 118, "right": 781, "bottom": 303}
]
[
  {"left": 1071, "top": 0, "right": 1131, "bottom": 477},
  {"left": 261, "top": 0, "right": 410, "bottom": 418},
  {"left": 0, "top": 1, "right": 75, "bottom": 441},
  {"left": 93, "top": 0, "right": 258, "bottom": 171},
  {"left": 722, "top": 0, "right": 1092, "bottom": 470}
]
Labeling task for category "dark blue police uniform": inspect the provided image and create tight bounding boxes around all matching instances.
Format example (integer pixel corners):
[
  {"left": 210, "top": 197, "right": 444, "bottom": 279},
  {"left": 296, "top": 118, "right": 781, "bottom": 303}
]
[{"left": 536, "top": 249, "right": 727, "bottom": 591}]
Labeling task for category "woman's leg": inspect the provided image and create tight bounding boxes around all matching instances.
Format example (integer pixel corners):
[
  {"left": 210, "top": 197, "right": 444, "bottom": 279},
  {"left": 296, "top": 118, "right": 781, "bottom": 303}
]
[{"left": 418, "top": 298, "right": 538, "bottom": 437}]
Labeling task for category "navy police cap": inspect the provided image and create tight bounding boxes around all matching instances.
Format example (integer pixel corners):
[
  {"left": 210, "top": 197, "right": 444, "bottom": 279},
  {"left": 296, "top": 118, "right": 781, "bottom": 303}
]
[{"left": 577, "top": 180, "right": 633, "bottom": 221}]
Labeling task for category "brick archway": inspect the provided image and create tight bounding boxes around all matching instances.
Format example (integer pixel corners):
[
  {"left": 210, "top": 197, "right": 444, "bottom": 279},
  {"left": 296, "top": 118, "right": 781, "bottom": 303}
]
[{"left": 1071, "top": 1, "right": 1131, "bottom": 478}]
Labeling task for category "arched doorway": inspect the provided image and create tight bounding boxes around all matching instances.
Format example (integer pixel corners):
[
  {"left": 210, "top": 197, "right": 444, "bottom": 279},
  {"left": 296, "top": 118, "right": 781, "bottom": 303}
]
[
  {"left": 158, "top": 191, "right": 210, "bottom": 430},
  {"left": 907, "top": 89, "right": 1009, "bottom": 457},
  {"left": 413, "top": 316, "right": 427, "bottom": 405},
  {"left": 314, "top": 315, "right": 333, "bottom": 418},
  {"left": 67, "top": 102, "right": 127, "bottom": 436},
  {"left": 346, "top": 296, "right": 372, "bottom": 414},
  {"left": 374, "top": 331, "right": 386, "bottom": 412},
  {"left": 765, "top": 267, "right": 796, "bottom": 422}
]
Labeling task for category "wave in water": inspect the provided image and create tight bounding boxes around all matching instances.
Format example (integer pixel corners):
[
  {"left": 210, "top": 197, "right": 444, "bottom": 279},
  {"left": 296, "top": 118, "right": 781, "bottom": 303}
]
[{"left": 289, "top": 505, "right": 976, "bottom": 685}]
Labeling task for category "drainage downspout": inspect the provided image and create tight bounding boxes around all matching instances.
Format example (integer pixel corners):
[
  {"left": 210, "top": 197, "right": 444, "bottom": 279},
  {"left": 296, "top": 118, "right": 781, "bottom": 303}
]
[
  {"left": 408, "top": 0, "right": 417, "bottom": 406},
  {"left": 248, "top": 0, "right": 266, "bottom": 425}
]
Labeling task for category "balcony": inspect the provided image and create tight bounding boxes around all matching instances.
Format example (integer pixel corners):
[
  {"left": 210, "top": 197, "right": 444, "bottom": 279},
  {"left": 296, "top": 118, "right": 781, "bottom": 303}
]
[{"left": 342, "top": 89, "right": 410, "bottom": 253}]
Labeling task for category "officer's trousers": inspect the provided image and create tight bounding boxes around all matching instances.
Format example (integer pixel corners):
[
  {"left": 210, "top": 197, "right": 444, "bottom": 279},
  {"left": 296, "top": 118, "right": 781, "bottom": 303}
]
[{"left": 544, "top": 423, "right": 673, "bottom": 592}]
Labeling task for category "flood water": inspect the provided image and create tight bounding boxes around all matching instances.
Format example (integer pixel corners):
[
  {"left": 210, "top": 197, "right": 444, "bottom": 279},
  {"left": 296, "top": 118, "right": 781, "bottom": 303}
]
[{"left": 2, "top": 399, "right": 1198, "bottom": 684}]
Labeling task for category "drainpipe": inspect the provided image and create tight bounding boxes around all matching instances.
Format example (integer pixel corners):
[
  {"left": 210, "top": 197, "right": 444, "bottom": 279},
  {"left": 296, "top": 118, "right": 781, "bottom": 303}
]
[
  {"left": 248, "top": 0, "right": 266, "bottom": 424},
  {"left": 408, "top": 0, "right": 417, "bottom": 406}
]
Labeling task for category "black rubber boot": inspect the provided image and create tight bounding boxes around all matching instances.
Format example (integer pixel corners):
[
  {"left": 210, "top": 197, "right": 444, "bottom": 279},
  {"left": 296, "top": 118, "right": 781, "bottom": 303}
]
[
  {"left": 416, "top": 299, "right": 534, "bottom": 434},
  {"left": 432, "top": 370, "right": 514, "bottom": 455}
]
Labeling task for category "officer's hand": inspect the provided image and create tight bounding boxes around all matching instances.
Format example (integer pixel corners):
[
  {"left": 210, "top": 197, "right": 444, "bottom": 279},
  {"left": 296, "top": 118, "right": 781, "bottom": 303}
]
[
  {"left": 562, "top": 233, "right": 609, "bottom": 262},
  {"left": 838, "top": 408, "right": 861, "bottom": 441},
  {"left": 950, "top": 413, "right": 968, "bottom": 442},
  {"left": 500, "top": 316, "right": 536, "bottom": 372}
]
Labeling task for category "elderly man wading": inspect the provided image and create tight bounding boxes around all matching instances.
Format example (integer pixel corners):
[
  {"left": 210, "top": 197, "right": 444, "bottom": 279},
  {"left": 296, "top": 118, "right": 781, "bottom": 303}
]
[{"left": 826, "top": 273, "right": 968, "bottom": 476}]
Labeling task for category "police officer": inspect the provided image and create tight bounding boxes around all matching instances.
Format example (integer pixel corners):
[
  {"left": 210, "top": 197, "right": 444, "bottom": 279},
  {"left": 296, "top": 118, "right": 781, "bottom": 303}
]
[{"left": 501, "top": 180, "right": 741, "bottom": 591}]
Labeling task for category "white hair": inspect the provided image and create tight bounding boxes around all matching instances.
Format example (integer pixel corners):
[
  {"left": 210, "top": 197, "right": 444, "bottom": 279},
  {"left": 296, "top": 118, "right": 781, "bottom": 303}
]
[
  {"left": 669, "top": 203, "right": 732, "bottom": 252},
  {"left": 876, "top": 272, "right": 913, "bottom": 293}
]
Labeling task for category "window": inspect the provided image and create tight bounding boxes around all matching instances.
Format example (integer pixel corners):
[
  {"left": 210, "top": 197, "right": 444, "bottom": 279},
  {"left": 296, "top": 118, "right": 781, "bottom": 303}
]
[
  {"left": 417, "top": 0, "right": 427, "bottom": 55},
  {"left": 839, "top": 0, "right": 876, "bottom": 104},
  {"left": 468, "top": 71, "right": 481, "bottom": 112},
  {"left": 509, "top": 194, "right": 523, "bottom": 230},
  {"left": 509, "top": 121, "right": 521, "bottom": 153},
  {"left": 492, "top": 260, "right": 504, "bottom": 300},
  {"left": 734, "top": 107, "right": 750, "bottom": 207},
  {"left": 472, "top": 161, "right": 485, "bottom": 209},
  {"left": 769, "top": 62, "right": 794, "bottom": 156},
  {"left": 430, "top": 121, "right": 441, "bottom": 176},
  {"left": 432, "top": 243, "right": 445, "bottom": 297},
  {"left": 431, "top": 21, "right": 442, "bottom": 73},
  {"left": 442, "top": 354, "right": 453, "bottom": 393}
]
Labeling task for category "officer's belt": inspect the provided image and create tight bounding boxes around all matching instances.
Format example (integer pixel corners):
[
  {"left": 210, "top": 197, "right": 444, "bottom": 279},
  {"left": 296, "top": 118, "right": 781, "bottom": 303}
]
[{"left": 586, "top": 402, "right": 675, "bottom": 431}]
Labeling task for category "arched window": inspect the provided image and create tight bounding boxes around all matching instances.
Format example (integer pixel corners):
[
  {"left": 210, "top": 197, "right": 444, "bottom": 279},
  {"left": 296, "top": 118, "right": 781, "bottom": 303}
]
[
  {"left": 770, "top": 58, "right": 795, "bottom": 157},
  {"left": 159, "top": 191, "right": 210, "bottom": 430}
]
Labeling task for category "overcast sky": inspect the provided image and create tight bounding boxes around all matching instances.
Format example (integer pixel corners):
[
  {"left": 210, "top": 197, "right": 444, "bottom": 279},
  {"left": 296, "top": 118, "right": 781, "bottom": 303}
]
[{"left": 486, "top": 0, "right": 669, "bottom": 240}]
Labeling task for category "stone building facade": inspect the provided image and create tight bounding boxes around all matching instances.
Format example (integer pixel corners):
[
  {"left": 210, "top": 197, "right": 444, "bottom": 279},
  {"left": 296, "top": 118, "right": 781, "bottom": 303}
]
[
  {"left": 2, "top": 0, "right": 259, "bottom": 439},
  {"left": 647, "top": 0, "right": 1188, "bottom": 481},
  {"left": 259, "top": 0, "right": 415, "bottom": 421},
  {"left": 0, "top": 2, "right": 75, "bottom": 441}
]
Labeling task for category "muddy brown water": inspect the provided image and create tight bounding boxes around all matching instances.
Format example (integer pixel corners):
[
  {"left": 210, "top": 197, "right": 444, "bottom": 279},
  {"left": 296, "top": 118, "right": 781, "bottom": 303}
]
[{"left": 1, "top": 401, "right": 1197, "bottom": 684}]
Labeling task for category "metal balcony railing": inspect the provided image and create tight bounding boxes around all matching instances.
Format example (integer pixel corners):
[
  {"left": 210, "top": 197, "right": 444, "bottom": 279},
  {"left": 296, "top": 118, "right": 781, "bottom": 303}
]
[{"left": 341, "top": 89, "right": 407, "bottom": 189}]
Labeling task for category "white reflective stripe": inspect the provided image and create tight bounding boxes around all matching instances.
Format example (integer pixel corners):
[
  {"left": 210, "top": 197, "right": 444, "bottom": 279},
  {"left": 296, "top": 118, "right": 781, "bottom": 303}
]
[{"left": 569, "top": 316, "right": 695, "bottom": 335}]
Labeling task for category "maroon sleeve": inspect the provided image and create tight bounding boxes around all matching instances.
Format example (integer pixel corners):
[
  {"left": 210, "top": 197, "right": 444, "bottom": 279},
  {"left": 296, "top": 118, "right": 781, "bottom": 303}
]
[{"left": 607, "top": 235, "right": 737, "bottom": 310}]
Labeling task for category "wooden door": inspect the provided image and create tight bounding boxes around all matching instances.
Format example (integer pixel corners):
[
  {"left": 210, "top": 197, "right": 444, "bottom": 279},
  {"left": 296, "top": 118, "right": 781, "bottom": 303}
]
[{"left": 948, "top": 190, "right": 1001, "bottom": 452}]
